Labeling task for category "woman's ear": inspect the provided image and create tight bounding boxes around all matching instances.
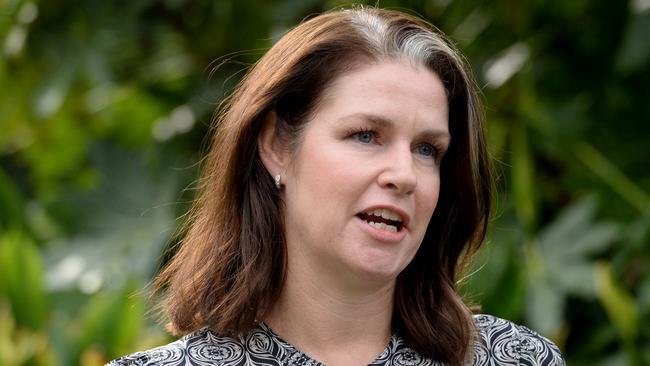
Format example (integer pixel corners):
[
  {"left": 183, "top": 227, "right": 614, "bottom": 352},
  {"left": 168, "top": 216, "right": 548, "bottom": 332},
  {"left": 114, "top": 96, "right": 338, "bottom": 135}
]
[{"left": 258, "top": 110, "right": 288, "bottom": 178}]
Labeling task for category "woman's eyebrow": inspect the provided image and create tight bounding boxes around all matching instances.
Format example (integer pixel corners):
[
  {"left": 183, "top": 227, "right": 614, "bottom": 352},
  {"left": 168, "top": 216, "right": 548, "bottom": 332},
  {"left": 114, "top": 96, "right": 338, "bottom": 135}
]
[
  {"left": 339, "top": 112, "right": 394, "bottom": 128},
  {"left": 419, "top": 129, "right": 451, "bottom": 143}
]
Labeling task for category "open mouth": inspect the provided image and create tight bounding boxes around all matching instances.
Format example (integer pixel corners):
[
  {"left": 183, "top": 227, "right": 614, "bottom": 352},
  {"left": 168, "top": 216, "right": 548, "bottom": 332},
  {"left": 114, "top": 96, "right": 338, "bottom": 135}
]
[{"left": 357, "top": 208, "right": 404, "bottom": 233}]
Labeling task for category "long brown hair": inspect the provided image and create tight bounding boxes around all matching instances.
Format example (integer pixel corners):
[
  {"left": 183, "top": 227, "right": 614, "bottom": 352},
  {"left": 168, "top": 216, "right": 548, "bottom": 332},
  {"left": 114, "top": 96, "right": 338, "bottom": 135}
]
[{"left": 153, "top": 6, "right": 491, "bottom": 365}]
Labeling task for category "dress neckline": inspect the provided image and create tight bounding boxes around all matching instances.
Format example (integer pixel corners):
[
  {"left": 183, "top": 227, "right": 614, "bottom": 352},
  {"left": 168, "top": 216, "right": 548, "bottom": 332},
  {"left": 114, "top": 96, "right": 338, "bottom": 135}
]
[{"left": 257, "top": 321, "right": 400, "bottom": 365}]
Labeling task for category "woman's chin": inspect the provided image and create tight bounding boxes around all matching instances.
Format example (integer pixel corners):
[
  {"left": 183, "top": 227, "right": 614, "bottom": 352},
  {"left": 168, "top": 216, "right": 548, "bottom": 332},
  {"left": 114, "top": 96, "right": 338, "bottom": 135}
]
[{"left": 343, "top": 260, "right": 405, "bottom": 287}]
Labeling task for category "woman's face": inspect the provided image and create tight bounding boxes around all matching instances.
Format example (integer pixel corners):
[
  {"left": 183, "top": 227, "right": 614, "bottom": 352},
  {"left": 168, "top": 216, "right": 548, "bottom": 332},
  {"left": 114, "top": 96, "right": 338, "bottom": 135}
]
[{"left": 282, "top": 60, "right": 450, "bottom": 287}]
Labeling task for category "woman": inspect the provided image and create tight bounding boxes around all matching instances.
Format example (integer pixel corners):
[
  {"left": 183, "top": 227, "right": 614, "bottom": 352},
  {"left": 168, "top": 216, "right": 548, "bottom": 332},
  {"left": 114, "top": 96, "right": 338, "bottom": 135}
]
[{"left": 107, "top": 7, "right": 564, "bottom": 366}]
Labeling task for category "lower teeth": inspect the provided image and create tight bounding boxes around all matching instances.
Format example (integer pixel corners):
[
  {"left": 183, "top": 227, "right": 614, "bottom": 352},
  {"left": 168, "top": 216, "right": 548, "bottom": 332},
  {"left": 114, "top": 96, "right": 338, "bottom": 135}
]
[{"left": 367, "top": 221, "right": 397, "bottom": 232}]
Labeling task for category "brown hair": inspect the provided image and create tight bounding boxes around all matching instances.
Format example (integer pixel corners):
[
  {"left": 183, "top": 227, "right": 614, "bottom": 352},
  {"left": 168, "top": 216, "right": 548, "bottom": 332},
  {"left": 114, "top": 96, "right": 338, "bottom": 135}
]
[{"left": 153, "top": 6, "right": 491, "bottom": 365}]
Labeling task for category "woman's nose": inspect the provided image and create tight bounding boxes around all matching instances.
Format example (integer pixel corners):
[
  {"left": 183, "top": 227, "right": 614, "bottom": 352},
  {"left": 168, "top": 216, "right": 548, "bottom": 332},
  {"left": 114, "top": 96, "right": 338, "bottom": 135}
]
[{"left": 377, "top": 145, "right": 417, "bottom": 195}]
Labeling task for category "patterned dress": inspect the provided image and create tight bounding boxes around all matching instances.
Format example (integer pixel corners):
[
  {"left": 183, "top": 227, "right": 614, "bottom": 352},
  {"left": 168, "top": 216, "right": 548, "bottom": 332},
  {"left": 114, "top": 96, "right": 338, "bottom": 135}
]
[{"left": 106, "top": 314, "right": 565, "bottom": 365}]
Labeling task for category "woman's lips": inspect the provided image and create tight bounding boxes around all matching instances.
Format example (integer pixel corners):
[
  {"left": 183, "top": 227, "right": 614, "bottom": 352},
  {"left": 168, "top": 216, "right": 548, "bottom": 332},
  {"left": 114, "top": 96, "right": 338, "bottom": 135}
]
[
  {"left": 357, "top": 205, "right": 410, "bottom": 228},
  {"left": 356, "top": 211, "right": 403, "bottom": 232},
  {"left": 354, "top": 215, "right": 408, "bottom": 243}
]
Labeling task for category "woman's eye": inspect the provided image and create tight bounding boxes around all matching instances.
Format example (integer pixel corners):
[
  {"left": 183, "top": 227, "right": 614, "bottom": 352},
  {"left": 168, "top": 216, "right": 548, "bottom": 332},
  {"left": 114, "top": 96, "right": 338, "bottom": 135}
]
[
  {"left": 416, "top": 143, "right": 436, "bottom": 158},
  {"left": 355, "top": 131, "right": 375, "bottom": 143}
]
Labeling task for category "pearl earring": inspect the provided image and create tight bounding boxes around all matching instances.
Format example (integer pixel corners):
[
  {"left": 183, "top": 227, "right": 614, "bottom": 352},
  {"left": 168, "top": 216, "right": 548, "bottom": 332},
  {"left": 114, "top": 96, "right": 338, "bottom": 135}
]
[{"left": 274, "top": 173, "right": 281, "bottom": 189}]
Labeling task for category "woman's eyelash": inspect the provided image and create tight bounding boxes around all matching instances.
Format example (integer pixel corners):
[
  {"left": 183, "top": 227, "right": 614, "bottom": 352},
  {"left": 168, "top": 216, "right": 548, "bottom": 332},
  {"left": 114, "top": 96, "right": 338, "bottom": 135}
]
[
  {"left": 347, "top": 128, "right": 378, "bottom": 143},
  {"left": 430, "top": 143, "right": 448, "bottom": 161},
  {"left": 414, "top": 140, "right": 448, "bottom": 163}
]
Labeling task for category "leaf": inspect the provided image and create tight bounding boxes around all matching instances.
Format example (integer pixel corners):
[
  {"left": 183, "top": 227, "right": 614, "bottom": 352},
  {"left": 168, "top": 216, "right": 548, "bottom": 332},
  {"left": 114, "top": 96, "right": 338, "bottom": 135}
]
[
  {"left": 77, "top": 282, "right": 144, "bottom": 361},
  {"left": 31, "top": 59, "right": 76, "bottom": 119},
  {"left": 510, "top": 123, "right": 537, "bottom": 230},
  {"left": 538, "top": 196, "right": 596, "bottom": 253},
  {"left": 638, "top": 272, "right": 650, "bottom": 312},
  {"left": 573, "top": 142, "right": 650, "bottom": 214},
  {"left": 538, "top": 196, "right": 620, "bottom": 264},
  {"left": 525, "top": 268, "right": 564, "bottom": 337},
  {"left": 0, "top": 231, "right": 47, "bottom": 330},
  {"left": 594, "top": 262, "right": 639, "bottom": 344},
  {"left": 524, "top": 243, "right": 564, "bottom": 337},
  {"left": 565, "top": 222, "right": 619, "bottom": 257},
  {"left": 534, "top": 197, "right": 621, "bottom": 300},
  {"left": 0, "top": 298, "right": 52, "bottom": 366},
  {"left": 0, "top": 168, "right": 25, "bottom": 230},
  {"left": 616, "top": 11, "right": 650, "bottom": 73},
  {"left": 549, "top": 259, "right": 595, "bottom": 298}
]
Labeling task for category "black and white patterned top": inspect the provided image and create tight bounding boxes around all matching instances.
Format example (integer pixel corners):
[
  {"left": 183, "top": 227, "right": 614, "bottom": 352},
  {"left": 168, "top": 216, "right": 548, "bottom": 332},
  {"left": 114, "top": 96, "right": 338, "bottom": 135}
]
[{"left": 106, "top": 314, "right": 565, "bottom": 365}]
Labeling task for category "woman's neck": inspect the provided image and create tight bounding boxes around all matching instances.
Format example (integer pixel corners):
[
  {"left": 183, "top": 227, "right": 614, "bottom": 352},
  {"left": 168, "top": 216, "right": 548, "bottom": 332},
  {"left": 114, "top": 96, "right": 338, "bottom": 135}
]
[{"left": 264, "top": 266, "right": 395, "bottom": 366}]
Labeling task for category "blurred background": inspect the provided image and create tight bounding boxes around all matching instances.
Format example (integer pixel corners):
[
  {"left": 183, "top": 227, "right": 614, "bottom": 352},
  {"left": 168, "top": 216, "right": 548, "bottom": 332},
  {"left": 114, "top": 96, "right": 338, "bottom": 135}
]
[{"left": 1, "top": 0, "right": 649, "bottom": 365}]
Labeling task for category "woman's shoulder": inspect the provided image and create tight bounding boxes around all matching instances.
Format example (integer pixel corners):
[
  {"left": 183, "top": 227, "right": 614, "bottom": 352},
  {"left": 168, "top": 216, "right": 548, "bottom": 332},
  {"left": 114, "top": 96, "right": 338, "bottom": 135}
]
[
  {"left": 471, "top": 314, "right": 565, "bottom": 366},
  {"left": 105, "top": 328, "right": 227, "bottom": 366}
]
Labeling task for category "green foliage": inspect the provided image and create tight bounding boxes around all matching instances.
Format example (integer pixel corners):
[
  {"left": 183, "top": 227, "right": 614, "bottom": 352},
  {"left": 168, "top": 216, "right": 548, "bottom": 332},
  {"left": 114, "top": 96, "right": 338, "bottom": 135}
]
[
  {"left": 76, "top": 283, "right": 145, "bottom": 362},
  {"left": 1, "top": 0, "right": 649, "bottom": 365},
  {"left": 0, "top": 232, "right": 47, "bottom": 330},
  {"left": 0, "top": 299, "right": 54, "bottom": 366},
  {"left": 595, "top": 262, "right": 638, "bottom": 345}
]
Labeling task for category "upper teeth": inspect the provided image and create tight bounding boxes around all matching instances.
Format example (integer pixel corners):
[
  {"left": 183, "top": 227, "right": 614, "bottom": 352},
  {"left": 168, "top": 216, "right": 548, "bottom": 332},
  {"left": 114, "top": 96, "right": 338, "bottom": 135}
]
[{"left": 367, "top": 208, "right": 402, "bottom": 222}]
